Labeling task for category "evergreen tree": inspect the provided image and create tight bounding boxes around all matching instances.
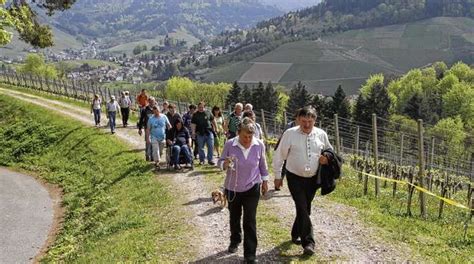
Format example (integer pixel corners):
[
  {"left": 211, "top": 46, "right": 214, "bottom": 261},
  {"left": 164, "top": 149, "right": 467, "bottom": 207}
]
[
  {"left": 403, "top": 93, "right": 424, "bottom": 120},
  {"left": 286, "top": 81, "right": 311, "bottom": 113},
  {"left": 332, "top": 85, "right": 351, "bottom": 119},
  {"left": 263, "top": 81, "right": 279, "bottom": 112},
  {"left": 226, "top": 81, "right": 242, "bottom": 108},
  {"left": 241, "top": 84, "right": 252, "bottom": 105},
  {"left": 252, "top": 82, "right": 265, "bottom": 111}
]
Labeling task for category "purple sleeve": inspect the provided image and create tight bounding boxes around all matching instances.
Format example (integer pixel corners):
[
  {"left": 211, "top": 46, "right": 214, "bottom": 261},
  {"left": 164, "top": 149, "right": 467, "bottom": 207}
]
[{"left": 258, "top": 142, "right": 269, "bottom": 180}]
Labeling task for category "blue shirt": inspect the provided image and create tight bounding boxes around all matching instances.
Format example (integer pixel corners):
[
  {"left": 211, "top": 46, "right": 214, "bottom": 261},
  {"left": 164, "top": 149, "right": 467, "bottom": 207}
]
[{"left": 147, "top": 114, "right": 170, "bottom": 141}]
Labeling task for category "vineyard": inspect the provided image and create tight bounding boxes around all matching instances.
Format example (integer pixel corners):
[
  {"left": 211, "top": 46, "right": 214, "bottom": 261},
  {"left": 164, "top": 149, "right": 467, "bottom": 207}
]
[{"left": 0, "top": 70, "right": 472, "bottom": 223}]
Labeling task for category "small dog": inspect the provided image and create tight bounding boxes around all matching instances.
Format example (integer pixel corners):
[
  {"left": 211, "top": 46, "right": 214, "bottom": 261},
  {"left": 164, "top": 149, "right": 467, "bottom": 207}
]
[{"left": 211, "top": 189, "right": 227, "bottom": 208}]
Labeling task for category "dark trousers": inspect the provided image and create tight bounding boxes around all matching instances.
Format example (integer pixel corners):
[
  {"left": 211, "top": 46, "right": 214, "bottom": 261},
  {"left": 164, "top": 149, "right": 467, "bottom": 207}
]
[
  {"left": 286, "top": 171, "right": 319, "bottom": 248},
  {"left": 226, "top": 183, "right": 260, "bottom": 260},
  {"left": 120, "top": 107, "right": 129, "bottom": 126}
]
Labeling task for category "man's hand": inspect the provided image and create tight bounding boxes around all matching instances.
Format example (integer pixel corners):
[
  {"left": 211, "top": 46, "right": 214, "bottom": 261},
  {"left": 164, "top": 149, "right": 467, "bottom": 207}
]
[
  {"left": 274, "top": 179, "right": 283, "bottom": 189},
  {"left": 166, "top": 139, "right": 173, "bottom": 145},
  {"left": 138, "top": 129, "right": 143, "bottom": 136},
  {"left": 319, "top": 155, "right": 329, "bottom": 165},
  {"left": 261, "top": 181, "right": 268, "bottom": 196}
]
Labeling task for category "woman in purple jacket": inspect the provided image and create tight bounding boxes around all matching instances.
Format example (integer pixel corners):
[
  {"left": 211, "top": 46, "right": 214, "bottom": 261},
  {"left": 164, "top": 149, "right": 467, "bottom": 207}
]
[{"left": 218, "top": 117, "right": 269, "bottom": 264}]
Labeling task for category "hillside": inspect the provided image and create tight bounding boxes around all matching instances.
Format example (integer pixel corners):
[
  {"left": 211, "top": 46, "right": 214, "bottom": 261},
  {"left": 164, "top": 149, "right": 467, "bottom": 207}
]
[
  {"left": 259, "top": 0, "right": 322, "bottom": 11},
  {"left": 49, "top": 0, "right": 282, "bottom": 47},
  {"left": 202, "top": 17, "right": 474, "bottom": 95},
  {"left": 0, "top": 26, "right": 83, "bottom": 58}
]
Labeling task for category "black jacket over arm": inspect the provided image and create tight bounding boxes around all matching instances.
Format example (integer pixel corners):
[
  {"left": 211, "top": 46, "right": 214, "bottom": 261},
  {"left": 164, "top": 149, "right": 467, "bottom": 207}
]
[{"left": 319, "top": 148, "right": 343, "bottom": 195}]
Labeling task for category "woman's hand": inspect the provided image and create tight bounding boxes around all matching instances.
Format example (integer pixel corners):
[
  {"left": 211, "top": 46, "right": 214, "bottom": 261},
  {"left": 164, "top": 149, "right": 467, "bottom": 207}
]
[
  {"left": 223, "top": 157, "right": 232, "bottom": 170},
  {"left": 261, "top": 181, "right": 268, "bottom": 195}
]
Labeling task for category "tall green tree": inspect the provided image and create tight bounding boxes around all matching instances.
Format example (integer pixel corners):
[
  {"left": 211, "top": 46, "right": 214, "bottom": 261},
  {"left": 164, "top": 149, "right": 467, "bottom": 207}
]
[
  {"left": 252, "top": 82, "right": 265, "bottom": 111},
  {"left": 286, "top": 81, "right": 311, "bottom": 113},
  {"left": 332, "top": 85, "right": 351, "bottom": 119},
  {"left": 1, "top": 0, "right": 75, "bottom": 47},
  {"left": 263, "top": 81, "right": 279, "bottom": 112},
  {"left": 241, "top": 84, "right": 252, "bottom": 105},
  {"left": 19, "top": 53, "right": 57, "bottom": 79},
  {"left": 226, "top": 81, "right": 242, "bottom": 108}
]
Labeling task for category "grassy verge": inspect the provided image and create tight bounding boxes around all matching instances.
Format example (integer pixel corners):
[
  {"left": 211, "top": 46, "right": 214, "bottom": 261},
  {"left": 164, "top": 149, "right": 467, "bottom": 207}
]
[
  {"left": 0, "top": 95, "right": 195, "bottom": 262},
  {"left": 328, "top": 165, "right": 473, "bottom": 263},
  {"left": 0, "top": 84, "right": 139, "bottom": 124}
]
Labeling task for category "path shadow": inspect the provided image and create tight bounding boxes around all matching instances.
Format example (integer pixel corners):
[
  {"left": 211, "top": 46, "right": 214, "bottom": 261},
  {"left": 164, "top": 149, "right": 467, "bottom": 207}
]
[
  {"left": 190, "top": 240, "right": 313, "bottom": 263},
  {"left": 199, "top": 206, "right": 225, "bottom": 217},
  {"left": 261, "top": 190, "right": 292, "bottom": 200},
  {"left": 183, "top": 197, "right": 212, "bottom": 206},
  {"left": 187, "top": 170, "right": 216, "bottom": 177},
  {"left": 190, "top": 250, "right": 243, "bottom": 264}
]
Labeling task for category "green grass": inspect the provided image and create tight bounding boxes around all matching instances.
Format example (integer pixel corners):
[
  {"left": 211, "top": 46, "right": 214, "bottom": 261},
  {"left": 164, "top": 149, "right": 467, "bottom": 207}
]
[
  {"left": 0, "top": 95, "right": 196, "bottom": 262},
  {"left": 107, "top": 30, "right": 199, "bottom": 55},
  {"left": 328, "top": 165, "right": 473, "bottom": 263}
]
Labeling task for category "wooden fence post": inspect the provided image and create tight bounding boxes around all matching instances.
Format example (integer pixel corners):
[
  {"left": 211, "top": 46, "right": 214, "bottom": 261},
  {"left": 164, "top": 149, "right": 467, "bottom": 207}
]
[
  {"left": 334, "top": 114, "right": 340, "bottom": 154},
  {"left": 407, "top": 168, "right": 415, "bottom": 217},
  {"left": 283, "top": 111, "right": 287, "bottom": 127},
  {"left": 438, "top": 172, "right": 449, "bottom": 219},
  {"left": 260, "top": 109, "right": 268, "bottom": 140},
  {"left": 399, "top": 133, "right": 405, "bottom": 166},
  {"left": 372, "top": 114, "right": 380, "bottom": 197},
  {"left": 418, "top": 119, "right": 427, "bottom": 218},
  {"left": 355, "top": 125, "right": 360, "bottom": 156}
]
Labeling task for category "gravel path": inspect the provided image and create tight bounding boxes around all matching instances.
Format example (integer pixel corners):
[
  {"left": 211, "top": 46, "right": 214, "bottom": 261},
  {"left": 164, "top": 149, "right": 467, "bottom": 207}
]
[{"left": 0, "top": 87, "right": 419, "bottom": 263}]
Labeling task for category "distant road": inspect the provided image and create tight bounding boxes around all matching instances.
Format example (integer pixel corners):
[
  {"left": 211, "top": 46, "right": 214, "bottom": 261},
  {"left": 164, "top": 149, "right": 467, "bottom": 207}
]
[{"left": 0, "top": 167, "right": 54, "bottom": 264}]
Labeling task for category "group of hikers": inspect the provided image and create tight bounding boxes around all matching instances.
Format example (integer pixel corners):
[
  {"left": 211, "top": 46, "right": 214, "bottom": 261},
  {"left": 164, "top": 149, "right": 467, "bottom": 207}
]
[{"left": 90, "top": 89, "right": 341, "bottom": 264}]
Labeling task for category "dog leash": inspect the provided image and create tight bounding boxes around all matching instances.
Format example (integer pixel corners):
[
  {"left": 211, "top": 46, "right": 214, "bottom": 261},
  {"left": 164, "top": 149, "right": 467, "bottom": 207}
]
[{"left": 226, "top": 156, "right": 239, "bottom": 203}]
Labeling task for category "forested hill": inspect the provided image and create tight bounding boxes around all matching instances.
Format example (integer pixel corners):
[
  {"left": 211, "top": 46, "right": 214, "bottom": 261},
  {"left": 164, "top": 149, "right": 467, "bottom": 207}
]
[
  {"left": 50, "top": 0, "right": 282, "bottom": 47},
  {"left": 211, "top": 0, "right": 474, "bottom": 64}
]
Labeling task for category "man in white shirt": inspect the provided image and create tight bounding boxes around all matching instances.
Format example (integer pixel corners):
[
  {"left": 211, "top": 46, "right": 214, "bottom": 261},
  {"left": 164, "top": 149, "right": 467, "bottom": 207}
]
[{"left": 272, "top": 106, "right": 332, "bottom": 256}]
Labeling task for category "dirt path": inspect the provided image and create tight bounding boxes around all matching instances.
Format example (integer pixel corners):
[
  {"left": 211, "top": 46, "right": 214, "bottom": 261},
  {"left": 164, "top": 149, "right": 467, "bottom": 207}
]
[{"left": 0, "top": 87, "right": 418, "bottom": 262}]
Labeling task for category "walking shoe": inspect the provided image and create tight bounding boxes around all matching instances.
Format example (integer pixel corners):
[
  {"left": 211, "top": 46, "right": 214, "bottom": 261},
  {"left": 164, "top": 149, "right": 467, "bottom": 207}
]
[
  {"left": 208, "top": 161, "right": 216, "bottom": 166},
  {"left": 199, "top": 161, "right": 205, "bottom": 165},
  {"left": 245, "top": 258, "right": 257, "bottom": 264},
  {"left": 291, "top": 237, "right": 302, "bottom": 245},
  {"left": 227, "top": 243, "right": 238, "bottom": 253},
  {"left": 303, "top": 245, "right": 315, "bottom": 256}
]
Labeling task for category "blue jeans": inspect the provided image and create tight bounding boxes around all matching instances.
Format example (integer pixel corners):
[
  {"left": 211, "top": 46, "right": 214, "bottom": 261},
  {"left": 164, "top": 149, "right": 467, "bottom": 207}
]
[
  {"left": 171, "top": 145, "right": 192, "bottom": 165},
  {"left": 197, "top": 132, "right": 214, "bottom": 163},
  {"left": 93, "top": 109, "right": 101, "bottom": 125},
  {"left": 108, "top": 111, "right": 116, "bottom": 132}
]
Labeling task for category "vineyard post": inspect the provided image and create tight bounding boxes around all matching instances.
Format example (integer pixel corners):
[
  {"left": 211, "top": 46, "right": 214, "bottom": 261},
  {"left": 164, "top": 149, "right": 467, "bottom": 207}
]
[
  {"left": 335, "top": 114, "right": 340, "bottom": 154},
  {"left": 283, "top": 111, "right": 287, "bottom": 127},
  {"left": 407, "top": 168, "right": 415, "bottom": 217},
  {"left": 355, "top": 126, "right": 360, "bottom": 156},
  {"left": 438, "top": 172, "right": 449, "bottom": 219},
  {"left": 260, "top": 109, "right": 268, "bottom": 140},
  {"left": 428, "top": 136, "right": 435, "bottom": 190},
  {"left": 468, "top": 154, "right": 473, "bottom": 204},
  {"left": 399, "top": 133, "right": 405, "bottom": 166},
  {"left": 63, "top": 79, "right": 69, "bottom": 97},
  {"left": 418, "top": 119, "right": 427, "bottom": 218},
  {"left": 372, "top": 114, "right": 380, "bottom": 197}
]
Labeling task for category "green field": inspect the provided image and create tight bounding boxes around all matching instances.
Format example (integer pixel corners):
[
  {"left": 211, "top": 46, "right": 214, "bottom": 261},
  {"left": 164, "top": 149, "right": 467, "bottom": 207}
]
[
  {"left": 107, "top": 30, "right": 200, "bottom": 55},
  {"left": 203, "top": 17, "right": 474, "bottom": 95},
  {"left": 55, "top": 59, "right": 120, "bottom": 69}
]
